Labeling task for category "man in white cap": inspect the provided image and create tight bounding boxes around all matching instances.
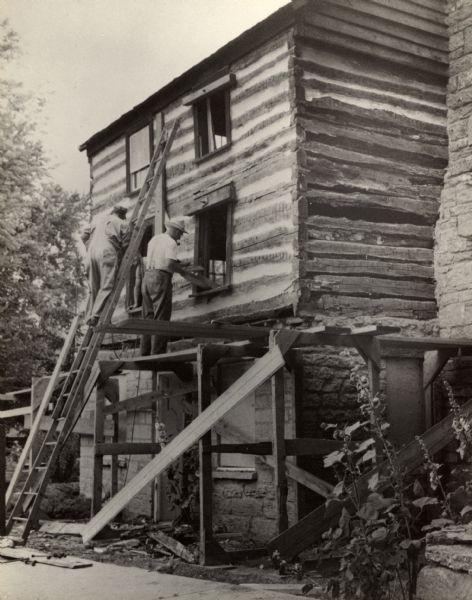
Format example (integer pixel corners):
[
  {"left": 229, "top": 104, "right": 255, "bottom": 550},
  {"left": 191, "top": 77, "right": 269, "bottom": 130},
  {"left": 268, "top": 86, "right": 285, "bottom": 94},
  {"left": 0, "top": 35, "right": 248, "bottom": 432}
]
[
  {"left": 141, "top": 219, "right": 187, "bottom": 355},
  {"left": 82, "top": 205, "right": 129, "bottom": 326}
]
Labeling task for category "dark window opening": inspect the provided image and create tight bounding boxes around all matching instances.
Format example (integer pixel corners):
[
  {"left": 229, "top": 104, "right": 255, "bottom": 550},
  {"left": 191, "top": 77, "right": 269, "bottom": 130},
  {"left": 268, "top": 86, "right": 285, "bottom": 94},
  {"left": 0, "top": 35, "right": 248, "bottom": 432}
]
[
  {"left": 195, "top": 203, "right": 232, "bottom": 294},
  {"left": 128, "top": 125, "right": 152, "bottom": 193},
  {"left": 127, "top": 220, "right": 153, "bottom": 311},
  {"left": 194, "top": 89, "right": 230, "bottom": 159}
]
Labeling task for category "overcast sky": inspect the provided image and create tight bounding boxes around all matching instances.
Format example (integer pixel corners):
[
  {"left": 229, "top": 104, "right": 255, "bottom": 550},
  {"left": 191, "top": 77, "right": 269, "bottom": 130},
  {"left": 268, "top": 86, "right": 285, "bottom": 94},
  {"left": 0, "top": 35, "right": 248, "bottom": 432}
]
[{"left": 3, "top": 0, "right": 288, "bottom": 194}]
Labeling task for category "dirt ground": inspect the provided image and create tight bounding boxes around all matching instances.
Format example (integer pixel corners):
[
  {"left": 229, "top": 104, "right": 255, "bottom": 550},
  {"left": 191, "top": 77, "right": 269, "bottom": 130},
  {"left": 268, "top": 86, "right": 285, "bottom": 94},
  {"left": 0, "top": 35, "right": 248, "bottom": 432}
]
[{"left": 25, "top": 523, "right": 329, "bottom": 597}]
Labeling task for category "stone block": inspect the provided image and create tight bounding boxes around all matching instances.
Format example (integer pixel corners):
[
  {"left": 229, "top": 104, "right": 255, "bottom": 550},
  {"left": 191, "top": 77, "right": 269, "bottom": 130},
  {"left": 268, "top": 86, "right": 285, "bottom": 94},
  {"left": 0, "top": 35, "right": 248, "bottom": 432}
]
[
  {"left": 416, "top": 566, "right": 472, "bottom": 600},
  {"left": 426, "top": 544, "right": 472, "bottom": 572}
]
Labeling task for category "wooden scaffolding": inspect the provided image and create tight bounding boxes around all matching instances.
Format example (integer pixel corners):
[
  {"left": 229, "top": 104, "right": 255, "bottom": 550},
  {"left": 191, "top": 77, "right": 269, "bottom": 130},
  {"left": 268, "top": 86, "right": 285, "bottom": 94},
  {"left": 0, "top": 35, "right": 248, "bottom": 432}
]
[{"left": 83, "top": 317, "right": 472, "bottom": 563}]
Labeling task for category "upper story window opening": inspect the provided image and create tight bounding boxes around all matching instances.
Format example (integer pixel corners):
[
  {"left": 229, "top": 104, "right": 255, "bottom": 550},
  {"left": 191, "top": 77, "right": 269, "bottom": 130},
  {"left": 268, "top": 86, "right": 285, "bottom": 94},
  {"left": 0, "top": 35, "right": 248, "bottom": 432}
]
[
  {"left": 127, "top": 124, "right": 152, "bottom": 194},
  {"left": 183, "top": 73, "right": 236, "bottom": 161},
  {"left": 194, "top": 89, "right": 230, "bottom": 159}
]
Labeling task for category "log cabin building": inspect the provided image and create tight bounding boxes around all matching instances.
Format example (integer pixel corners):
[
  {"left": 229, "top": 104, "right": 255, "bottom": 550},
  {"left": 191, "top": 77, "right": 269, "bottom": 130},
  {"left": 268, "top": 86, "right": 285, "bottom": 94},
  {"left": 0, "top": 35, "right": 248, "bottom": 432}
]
[{"left": 77, "top": 0, "right": 450, "bottom": 543}]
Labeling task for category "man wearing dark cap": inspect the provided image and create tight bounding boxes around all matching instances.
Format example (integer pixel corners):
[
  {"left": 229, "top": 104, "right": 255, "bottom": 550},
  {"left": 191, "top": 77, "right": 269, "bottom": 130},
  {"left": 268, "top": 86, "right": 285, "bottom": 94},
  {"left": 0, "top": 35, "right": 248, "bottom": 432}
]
[
  {"left": 141, "top": 219, "right": 187, "bottom": 355},
  {"left": 83, "top": 205, "right": 129, "bottom": 325}
]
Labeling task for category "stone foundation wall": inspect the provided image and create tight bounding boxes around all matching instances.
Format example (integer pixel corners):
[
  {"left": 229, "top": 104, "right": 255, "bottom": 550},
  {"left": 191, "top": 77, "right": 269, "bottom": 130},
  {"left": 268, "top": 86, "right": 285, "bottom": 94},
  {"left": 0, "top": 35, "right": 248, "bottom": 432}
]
[{"left": 435, "top": 0, "right": 472, "bottom": 336}]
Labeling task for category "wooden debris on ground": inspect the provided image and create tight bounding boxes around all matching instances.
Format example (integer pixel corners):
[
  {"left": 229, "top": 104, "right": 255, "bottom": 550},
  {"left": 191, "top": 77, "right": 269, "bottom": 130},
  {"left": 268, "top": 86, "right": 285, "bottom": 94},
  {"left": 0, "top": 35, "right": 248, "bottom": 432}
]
[
  {"left": 0, "top": 546, "right": 92, "bottom": 568},
  {"left": 39, "top": 521, "right": 84, "bottom": 536},
  {"left": 147, "top": 530, "right": 197, "bottom": 563}
]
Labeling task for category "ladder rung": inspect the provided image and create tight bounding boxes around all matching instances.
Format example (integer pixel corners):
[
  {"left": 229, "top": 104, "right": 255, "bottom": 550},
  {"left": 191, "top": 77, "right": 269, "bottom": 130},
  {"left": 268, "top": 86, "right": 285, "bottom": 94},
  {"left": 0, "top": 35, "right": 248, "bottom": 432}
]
[
  {"left": 34, "top": 466, "right": 47, "bottom": 470},
  {"left": 23, "top": 491, "right": 38, "bottom": 496},
  {"left": 12, "top": 517, "right": 28, "bottom": 521},
  {"left": 45, "top": 441, "right": 56, "bottom": 446}
]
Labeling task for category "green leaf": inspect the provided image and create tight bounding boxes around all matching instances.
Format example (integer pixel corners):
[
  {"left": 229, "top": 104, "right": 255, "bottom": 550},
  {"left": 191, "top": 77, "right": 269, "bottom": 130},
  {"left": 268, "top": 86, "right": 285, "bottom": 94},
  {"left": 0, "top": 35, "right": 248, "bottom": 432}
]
[
  {"left": 367, "top": 493, "right": 395, "bottom": 510},
  {"left": 368, "top": 472, "right": 379, "bottom": 491},
  {"left": 355, "top": 438, "right": 375, "bottom": 454},
  {"left": 345, "top": 421, "right": 362, "bottom": 436},
  {"left": 324, "top": 450, "right": 346, "bottom": 468},
  {"left": 370, "top": 527, "right": 388, "bottom": 542},
  {"left": 461, "top": 505, "right": 472, "bottom": 517},
  {"left": 413, "top": 479, "right": 425, "bottom": 498},
  {"left": 357, "top": 502, "right": 379, "bottom": 521},
  {"left": 361, "top": 449, "right": 376, "bottom": 463},
  {"left": 412, "top": 496, "right": 439, "bottom": 509}
]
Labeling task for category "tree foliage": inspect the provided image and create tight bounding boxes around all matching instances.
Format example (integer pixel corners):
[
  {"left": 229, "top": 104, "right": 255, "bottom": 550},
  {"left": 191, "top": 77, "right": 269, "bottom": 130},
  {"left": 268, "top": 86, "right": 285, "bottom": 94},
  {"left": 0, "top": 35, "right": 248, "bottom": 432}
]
[{"left": 0, "top": 20, "right": 88, "bottom": 392}]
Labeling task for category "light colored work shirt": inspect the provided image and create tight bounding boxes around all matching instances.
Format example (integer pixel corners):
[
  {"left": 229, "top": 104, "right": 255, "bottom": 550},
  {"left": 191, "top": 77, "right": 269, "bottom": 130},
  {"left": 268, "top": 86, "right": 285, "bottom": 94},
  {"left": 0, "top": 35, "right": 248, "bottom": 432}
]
[
  {"left": 87, "top": 214, "right": 128, "bottom": 254},
  {"left": 146, "top": 232, "right": 178, "bottom": 273}
]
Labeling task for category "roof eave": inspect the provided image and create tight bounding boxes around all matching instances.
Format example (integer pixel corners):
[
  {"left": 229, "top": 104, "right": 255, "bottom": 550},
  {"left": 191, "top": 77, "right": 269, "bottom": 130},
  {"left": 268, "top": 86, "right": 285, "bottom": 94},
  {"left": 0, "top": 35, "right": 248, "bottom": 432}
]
[{"left": 79, "top": 2, "right": 295, "bottom": 157}]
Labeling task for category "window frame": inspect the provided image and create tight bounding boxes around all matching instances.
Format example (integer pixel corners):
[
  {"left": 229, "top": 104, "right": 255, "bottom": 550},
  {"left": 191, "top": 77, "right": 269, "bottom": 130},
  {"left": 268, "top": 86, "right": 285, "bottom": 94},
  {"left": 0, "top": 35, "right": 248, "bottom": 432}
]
[
  {"left": 186, "top": 183, "right": 235, "bottom": 298},
  {"left": 182, "top": 73, "right": 236, "bottom": 162},
  {"left": 126, "top": 121, "right": 154, "bottom": 195}
]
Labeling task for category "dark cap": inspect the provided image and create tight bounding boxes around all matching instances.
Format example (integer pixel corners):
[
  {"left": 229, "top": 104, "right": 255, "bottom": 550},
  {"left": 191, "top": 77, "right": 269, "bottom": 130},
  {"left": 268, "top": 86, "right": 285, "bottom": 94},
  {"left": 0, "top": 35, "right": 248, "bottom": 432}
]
[{"left": 111, "top": 205, "right": 128, "bottom": 217}]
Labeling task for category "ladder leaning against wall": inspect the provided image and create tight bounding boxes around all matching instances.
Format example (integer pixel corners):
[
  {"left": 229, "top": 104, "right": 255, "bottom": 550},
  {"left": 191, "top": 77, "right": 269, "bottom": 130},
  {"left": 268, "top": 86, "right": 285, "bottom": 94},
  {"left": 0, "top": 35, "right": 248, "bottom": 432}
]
[{"left": 5, "top": 119, "right": 181, "bottom": 541}]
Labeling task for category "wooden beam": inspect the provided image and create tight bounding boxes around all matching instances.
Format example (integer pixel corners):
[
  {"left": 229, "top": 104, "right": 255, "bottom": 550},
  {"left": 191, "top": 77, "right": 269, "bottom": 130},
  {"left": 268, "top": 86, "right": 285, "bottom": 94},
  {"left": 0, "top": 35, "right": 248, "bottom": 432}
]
[
  {"left": 385, "top": 356, "right": 425, "bottom": 447},
  {"left": 198, "top": 346, "right": 215, "bottom": 565},
  {"left": 92, "top": 387, "right": 105, "bottom": 516},
  {"left": 0, "top": 406, "right": 31, "bottom": 419},
  {"left": 423, "top": 349, "right": 456, "bottom": 390},
  {"left": 81, "top": 346, "right": 287, "bottom": 543},
  {"left": 283, "top": 462, "right": 333, "bottom": 499},
  {"left": 0, "top": 423, "right": 5, "bottom": 535},
  {"left": 95, "top": 442, "right": 162, "bottom": 456},
  {"left": 351, "top": 325, "right": 400, "bottom": 336},
  {"left": 350, "top": 336, "right": 381, "bottom": 371},
  {"left": 267, "top": 395, "right": 472, "bottom": 559},
  {"left": 111, "top": 412, "right": 119, "bottom": 497},
  {"left": 204, "top": 438, "right": 344, "bottom": 456},
  {"left": 97, "top": 319, "right": 271, "bottom": 342},
  {"left": 271, "top": 365, "right": 288, "bottom": 534},
  {"left": 378, "top": 335, "right": 472, "bottom": 351},
  {"left": 101, "top": 387, "right": 197, "bottom": 416},
  {"left": 102, "top": 390, "right": 160, "bottom": 415}
]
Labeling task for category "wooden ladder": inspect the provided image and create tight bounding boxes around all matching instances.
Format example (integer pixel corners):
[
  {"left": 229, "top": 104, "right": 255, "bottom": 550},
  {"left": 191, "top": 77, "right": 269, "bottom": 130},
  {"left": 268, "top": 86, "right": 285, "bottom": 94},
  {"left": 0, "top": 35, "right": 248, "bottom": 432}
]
[{"left": 5, "top": 119, "right": 180, "bottom": 541}]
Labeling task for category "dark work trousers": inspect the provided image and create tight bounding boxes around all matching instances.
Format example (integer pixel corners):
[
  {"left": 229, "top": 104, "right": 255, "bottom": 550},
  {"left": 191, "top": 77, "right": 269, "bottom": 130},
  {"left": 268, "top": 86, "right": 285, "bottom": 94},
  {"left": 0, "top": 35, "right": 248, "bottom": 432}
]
[{"left": 140, "top": 269, "right": 173, "bottom": 356}]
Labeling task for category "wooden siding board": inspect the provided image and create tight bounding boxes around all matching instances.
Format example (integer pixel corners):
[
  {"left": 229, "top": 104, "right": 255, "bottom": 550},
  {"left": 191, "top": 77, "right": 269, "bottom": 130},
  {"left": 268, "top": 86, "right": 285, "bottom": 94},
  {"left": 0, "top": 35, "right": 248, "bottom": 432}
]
[
  {"left": 305, "top": 258, "right": 434, "bottom": 280},
  {"left": 297, "top": 58, "right": 445, "bottom": 107},
  {"left": 298, "top": 22, "right": 446, "bottom": 76},
  {"left": 306, "top": 191, "right": 439, "bottom": 225},
  {"left": 302, "top": 119, "right": 447, "bottom": 168},
  {"left": 311, "top": 0, "right": 447, "bottom": 50},
  {"left": 306, "top": 239, "right": 433, "bottom": 263},
  {"left": 314, "top": 0, "right": 447, "bottom": 38},
  {"left": 300, "top": 96, "right": 446, "bottom": 136}
]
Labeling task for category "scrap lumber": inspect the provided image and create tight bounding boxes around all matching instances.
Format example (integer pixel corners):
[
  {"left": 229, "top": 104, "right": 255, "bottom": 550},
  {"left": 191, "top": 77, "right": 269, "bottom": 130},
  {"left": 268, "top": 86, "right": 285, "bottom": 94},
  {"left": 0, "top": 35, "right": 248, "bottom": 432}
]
[
  {"left": 0, "top": 546, "right": 92, "bottom": 569},
  {"left": 39, "top": 521, "right": 84, "bottom": 536},
  {"left": 81, "top": 346, "right": 286, "bottom": 543},
  {"left": 0, "top": 406, "right": 31, "bottom": 419},
  {"left": 148, "top": 531, "right": 196, "bottom": 563},
  {"left": 267, "top": 396, "right": 472, "bottom": 559}
]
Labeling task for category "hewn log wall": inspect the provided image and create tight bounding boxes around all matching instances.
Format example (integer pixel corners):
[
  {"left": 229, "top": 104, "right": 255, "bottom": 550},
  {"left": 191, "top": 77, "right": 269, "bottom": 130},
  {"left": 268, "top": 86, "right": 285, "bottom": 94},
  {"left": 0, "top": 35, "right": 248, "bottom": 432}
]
[
  {"left": 86, "top": 31, "right": 299, "bottom": 323},
  {"left": 165, "top": 31, "right": 298, "bottom": 321},
  {"left": 295, "top": 0, "right": 448, "bottom": 322}
]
